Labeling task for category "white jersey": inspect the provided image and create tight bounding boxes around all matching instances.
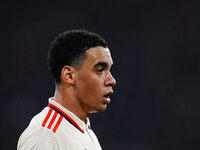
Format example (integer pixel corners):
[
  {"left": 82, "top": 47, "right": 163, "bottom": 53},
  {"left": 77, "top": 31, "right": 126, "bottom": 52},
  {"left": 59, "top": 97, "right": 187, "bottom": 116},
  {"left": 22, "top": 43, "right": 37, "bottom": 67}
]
[{"left": 17, "top": 98, "right": 102, "bottom": 150}]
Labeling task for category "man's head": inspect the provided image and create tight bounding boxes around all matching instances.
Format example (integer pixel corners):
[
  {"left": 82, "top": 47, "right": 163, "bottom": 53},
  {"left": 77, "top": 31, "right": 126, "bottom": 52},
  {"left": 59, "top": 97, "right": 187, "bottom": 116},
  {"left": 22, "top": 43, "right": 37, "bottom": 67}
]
[
  {"left": 48, "top": 30, "right": 116, "bottom": 115},
  {"left": 48, "top": 30, "right": 108, "bottom": 84}
]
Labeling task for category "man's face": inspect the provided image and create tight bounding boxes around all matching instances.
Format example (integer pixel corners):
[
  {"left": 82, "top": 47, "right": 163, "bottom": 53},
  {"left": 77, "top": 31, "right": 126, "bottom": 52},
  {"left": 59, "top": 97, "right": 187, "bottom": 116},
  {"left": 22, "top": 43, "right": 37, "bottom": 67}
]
[{"left": 74, "top": 46, "right": 116, "bottom": 113}]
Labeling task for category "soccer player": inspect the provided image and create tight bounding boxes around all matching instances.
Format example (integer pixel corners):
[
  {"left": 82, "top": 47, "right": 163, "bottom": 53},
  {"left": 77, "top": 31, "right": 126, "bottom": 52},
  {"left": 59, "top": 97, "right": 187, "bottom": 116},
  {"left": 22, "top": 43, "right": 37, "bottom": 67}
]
[{"left": 17, "top": 30, "right": 116, "bottom": 150}]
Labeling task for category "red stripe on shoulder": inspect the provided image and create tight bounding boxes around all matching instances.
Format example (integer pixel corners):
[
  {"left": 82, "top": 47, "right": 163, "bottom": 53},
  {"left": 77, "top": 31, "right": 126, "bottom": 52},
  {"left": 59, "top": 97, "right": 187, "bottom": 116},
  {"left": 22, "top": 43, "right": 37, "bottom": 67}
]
[
  {"left": 53, "top": 115, "right": 63, "bottom": 133},
  {"left": 42, "top": 108, "right": 53, "bottom": 127},
  {"left": 47, "top": 112, "right": 58, "bottom": 129},
  {"left": 48, "top": 103, "right": 84, "bottom": 133}
]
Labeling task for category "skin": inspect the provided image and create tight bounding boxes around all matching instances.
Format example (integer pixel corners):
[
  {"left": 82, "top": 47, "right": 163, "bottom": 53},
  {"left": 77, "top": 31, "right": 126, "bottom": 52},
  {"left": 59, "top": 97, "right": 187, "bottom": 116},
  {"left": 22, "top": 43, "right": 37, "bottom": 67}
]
[{"left": 54, "top": 46, "right": 116, "bottom": 122}]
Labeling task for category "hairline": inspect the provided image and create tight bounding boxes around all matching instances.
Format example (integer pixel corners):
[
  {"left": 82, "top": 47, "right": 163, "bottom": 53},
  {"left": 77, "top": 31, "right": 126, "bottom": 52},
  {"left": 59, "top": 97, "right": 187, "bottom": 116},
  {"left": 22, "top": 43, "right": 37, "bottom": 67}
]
[
  {"left": 55, "top": 45, "right": 108, "bottom": 85},
  {"left": 71, "top": 45, "right": 108, "bottom": 69}
]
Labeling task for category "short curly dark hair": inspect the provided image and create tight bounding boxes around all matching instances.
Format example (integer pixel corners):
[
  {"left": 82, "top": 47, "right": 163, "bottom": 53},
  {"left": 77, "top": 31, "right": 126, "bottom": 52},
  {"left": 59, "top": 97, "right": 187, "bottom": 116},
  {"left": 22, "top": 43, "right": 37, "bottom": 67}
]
[{"left": 48, "top": 30, "right": 108, "bottom": 84}]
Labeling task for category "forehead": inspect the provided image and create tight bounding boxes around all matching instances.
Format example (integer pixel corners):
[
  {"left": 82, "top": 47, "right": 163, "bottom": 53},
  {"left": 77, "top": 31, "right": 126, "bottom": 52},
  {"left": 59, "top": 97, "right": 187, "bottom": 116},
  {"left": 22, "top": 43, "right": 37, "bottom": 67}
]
[{"left": 85, "top": 46, "right": 113, "bottom": 66}]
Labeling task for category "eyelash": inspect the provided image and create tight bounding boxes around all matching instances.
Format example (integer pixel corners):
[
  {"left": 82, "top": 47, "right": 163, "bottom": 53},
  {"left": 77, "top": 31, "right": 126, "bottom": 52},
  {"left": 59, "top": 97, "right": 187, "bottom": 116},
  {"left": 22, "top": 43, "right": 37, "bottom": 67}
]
[{"left": 97, "top": 68, "right": 104, "bottom": 74}]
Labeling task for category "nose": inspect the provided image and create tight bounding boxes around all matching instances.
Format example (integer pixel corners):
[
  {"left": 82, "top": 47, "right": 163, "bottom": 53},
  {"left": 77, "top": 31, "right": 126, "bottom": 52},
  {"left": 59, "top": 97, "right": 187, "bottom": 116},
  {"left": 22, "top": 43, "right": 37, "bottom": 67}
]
[{"left": 105, "top": 72, "right": 116, "bottom": 87}]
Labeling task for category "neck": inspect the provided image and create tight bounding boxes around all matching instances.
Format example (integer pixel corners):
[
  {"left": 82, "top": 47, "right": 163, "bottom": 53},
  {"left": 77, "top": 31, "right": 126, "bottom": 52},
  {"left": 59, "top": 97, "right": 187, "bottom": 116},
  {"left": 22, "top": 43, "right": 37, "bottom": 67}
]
[{"left": 53, "top": 84, "right": 89, "bottom": 122}]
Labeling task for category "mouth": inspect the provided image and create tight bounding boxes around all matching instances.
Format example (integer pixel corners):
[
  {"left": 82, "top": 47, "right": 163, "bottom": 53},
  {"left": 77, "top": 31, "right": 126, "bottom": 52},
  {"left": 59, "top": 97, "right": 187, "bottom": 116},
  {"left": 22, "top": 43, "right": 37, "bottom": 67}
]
[{"left": 103, "top": 91, "right": 113, "bottom": 104}]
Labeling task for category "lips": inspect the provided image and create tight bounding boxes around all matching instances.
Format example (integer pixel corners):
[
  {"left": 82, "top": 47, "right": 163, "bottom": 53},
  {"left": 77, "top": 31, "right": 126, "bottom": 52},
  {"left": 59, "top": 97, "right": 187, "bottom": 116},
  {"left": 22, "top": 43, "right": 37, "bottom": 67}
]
[{"left": 103, "top": 91, "right": 113, "bottom": 103}]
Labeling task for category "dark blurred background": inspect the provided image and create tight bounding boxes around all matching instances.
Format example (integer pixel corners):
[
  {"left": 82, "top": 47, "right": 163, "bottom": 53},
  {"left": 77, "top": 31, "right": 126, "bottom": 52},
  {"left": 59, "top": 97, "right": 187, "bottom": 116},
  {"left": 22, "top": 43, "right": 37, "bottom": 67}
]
[{"left": 1, "top": 0, "right": 200, "bottom": 149}]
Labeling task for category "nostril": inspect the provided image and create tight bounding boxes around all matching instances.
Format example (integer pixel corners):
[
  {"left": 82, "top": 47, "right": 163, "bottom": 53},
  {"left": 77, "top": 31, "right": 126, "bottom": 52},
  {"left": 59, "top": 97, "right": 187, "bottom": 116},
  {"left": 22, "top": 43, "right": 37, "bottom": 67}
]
[
  {"left": 107, "top": 83, "right": 114, "bottom": 87},
  {"left": 105, "top": 78, "right": 116, "bottom": 87}
]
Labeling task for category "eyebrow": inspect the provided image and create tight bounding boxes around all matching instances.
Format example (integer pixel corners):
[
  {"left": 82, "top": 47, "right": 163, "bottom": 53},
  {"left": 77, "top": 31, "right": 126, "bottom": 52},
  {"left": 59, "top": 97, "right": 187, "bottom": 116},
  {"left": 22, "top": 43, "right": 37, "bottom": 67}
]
[{"left": 93, "top": 62, "right": 109, "bottom": 68}]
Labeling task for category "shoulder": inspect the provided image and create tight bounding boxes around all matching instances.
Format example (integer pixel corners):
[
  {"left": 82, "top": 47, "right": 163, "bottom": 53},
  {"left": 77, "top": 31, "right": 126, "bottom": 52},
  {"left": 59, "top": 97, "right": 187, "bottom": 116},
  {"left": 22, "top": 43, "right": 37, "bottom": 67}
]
[
  {"left": 17, "top": 129, "right": 60, "bottom": 150},
  {"left": 26, "top": 107, "right": 64, "bottom": 133},
  {"left": 17, "top": 107, "right": 66, "bottom": 150}
]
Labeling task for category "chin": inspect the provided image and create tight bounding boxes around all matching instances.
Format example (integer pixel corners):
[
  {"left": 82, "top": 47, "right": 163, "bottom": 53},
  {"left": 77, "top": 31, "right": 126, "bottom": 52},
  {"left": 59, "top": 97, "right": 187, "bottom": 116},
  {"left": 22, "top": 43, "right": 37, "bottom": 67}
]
[
  {"left": 89, "top": 105, "right": 107, "bottom": 113},
  {"left": 99, "top": 105, "right": 108, "bottom": 112}
]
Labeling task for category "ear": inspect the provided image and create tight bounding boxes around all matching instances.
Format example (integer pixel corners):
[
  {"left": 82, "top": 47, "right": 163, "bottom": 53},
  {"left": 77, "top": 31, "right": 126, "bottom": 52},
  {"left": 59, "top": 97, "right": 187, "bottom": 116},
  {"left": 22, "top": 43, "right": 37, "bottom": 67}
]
[{"left": 61, "top": 66, "right": 76, "bottom": 84}]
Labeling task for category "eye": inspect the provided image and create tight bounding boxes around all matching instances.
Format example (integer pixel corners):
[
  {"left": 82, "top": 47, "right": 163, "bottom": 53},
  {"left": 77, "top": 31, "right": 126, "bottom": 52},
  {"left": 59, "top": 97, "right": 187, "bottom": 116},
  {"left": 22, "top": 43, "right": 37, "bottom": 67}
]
[{"left": 96, "top": 68, "right": 104, "bottom": 74}]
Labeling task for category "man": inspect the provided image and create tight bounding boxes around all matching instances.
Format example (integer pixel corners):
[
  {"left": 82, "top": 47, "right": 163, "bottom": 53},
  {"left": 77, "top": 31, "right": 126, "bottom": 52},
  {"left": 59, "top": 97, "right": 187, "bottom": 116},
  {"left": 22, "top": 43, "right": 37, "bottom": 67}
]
[{"left": 17, "top": 30, "right": 116, "bottom": 150}]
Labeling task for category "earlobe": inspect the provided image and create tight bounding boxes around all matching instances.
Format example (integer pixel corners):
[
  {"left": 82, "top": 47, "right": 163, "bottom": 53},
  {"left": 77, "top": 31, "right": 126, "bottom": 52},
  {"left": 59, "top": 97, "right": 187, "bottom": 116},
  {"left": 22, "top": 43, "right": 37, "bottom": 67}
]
[{"left": 61, "top": 66, "right": 75, "bottom": 84}]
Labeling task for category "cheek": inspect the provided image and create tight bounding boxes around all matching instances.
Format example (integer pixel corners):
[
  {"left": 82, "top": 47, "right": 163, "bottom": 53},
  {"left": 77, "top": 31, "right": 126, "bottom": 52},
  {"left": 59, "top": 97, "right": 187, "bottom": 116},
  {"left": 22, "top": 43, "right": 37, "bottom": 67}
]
[{"left": 78, "top": 74, "right": 103, "bottom": 95}]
